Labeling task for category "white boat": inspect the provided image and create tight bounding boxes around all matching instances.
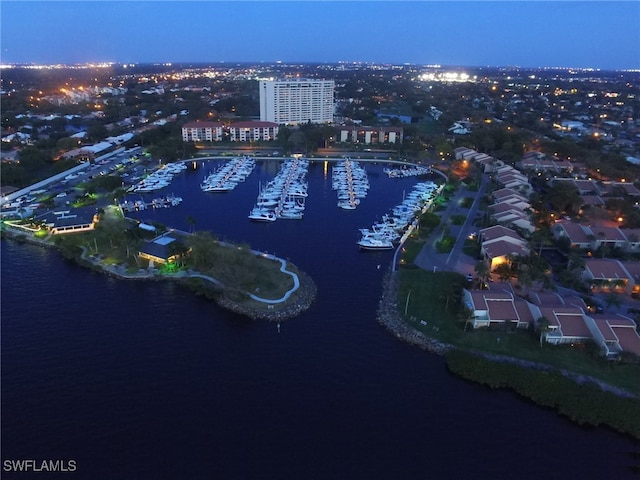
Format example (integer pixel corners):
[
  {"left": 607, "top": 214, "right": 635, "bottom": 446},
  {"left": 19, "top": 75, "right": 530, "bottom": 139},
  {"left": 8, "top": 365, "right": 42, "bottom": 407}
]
[
  {"left": 278, "top": 209, "right": 304, "bottom": 220},
  {"left": 248, "top": 207, "right": 277, "bottom": 222},
  {"left": 357, "top": 236, "right": 394, "bottom": 250}
]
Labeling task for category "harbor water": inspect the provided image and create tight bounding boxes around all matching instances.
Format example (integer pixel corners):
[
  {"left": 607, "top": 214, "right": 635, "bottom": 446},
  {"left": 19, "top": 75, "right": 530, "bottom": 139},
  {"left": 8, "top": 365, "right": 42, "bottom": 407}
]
[{"left": 2, "top": 159, "right": 638, "bottom": 478}]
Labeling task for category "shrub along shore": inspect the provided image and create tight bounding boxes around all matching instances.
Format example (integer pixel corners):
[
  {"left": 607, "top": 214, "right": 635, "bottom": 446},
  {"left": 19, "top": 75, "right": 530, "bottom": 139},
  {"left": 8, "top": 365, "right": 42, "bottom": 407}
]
[{"left": 376, "top": 269, "right": 640, "bottom": 440}]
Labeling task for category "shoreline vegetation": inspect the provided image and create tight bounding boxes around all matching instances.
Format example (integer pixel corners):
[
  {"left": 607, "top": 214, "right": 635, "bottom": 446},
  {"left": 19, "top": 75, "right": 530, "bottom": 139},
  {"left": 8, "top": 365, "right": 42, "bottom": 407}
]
[
  {"left": 1, "top": 225, "right": 316, "bottom": 322},
  {"left": 377, "top": 269, "right": 640, "bottom": 440}
]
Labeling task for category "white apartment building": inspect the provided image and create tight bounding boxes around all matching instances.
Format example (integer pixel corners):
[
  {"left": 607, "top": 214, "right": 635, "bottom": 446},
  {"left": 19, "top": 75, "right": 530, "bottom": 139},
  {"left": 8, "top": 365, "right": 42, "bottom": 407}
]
[
  {"left": 338, "top": 126, "right": 403, "bottom": 144},
  {"left": 181, "top": 121, "right": 223, "bottom": 142},
  {"left": 259, "top": 78, "right": 334, "bottom": 125},
  {"left": 228, "top": 121, "right": 279, "bottom": 142}
]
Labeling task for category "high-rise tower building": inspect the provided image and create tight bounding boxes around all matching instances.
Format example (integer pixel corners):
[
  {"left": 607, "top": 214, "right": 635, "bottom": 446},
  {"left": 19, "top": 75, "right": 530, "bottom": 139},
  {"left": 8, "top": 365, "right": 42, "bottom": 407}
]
[{"left": 259, "top": 78, "right": 334, "bottom": 125}]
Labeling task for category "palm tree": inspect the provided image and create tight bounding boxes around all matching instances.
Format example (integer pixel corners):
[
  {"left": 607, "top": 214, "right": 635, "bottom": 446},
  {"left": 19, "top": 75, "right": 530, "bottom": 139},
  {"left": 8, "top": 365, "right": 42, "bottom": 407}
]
[
  {"left": 186, "top": 215, "right": 196, "bottom": 233},
  {"left": 516, "top": 268, "right": 533, "bottom": 296},
  {"left": 457, "top": 306, "right": 475, "bottom": 331},
  {"left": 474, "top": 260, "right": 491, "bottom": 286},
  {"left": 440, "top": 282, "right": 462, "bottom": 312},
  {"left": 494, "top": 263, "right": 512, "bottom": 281},
  {"left": 537, "top": 316, "right": 550, "bottom": 346}
]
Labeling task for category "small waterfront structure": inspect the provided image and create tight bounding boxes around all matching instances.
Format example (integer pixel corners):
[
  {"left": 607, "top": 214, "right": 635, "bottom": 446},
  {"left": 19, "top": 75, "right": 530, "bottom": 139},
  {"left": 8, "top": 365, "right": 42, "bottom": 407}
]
[
  {"left": 39, "top": 209, "right": 98, "bottom": 235},
  {"left": 138, "top": 233, "right": 187, "bottom": 265}
]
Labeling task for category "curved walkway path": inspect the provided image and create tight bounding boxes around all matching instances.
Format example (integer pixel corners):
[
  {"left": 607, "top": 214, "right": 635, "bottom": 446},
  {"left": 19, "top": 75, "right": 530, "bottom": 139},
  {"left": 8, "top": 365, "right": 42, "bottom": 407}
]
[
  {"left": 77, "top": 243, "right": 300, "bottom": 306},
  {"left": 247, "top": 253, "right": 300, "bottom": 304}
]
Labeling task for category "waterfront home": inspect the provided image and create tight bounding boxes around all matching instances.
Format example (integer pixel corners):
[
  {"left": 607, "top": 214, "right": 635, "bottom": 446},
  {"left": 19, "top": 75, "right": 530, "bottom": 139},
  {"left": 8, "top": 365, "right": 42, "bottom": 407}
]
[
  {"left": 539, "top": 306, "right": 592, "bottom": 345},
  {"left": 585, "top": 313, "right": 640, "bottom": 359},
  {"left": 462, "top": 289, "right": 536, "bottom": 329}
]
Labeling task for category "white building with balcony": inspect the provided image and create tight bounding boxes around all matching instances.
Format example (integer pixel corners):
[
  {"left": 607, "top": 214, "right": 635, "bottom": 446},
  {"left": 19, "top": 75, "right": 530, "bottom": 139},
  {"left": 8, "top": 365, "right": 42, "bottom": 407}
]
[
  {"left": 181, "top": 122, "right": 223, "bottom": 142},
  {"left": 228, "top": 121, "right": 279, "bottom": 142},
  {"left": 259, "top": 78, "right": 334, "bottom": 125}
]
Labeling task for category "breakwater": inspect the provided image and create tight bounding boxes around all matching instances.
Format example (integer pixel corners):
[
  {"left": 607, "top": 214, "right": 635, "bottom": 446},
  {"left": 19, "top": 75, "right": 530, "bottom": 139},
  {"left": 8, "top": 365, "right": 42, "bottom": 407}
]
[
  {"left": 376, "top": 269, "right": 451, "bottom": 355},
  {"left": 216, "top": 270, "right": 317, "bottom": 321}
]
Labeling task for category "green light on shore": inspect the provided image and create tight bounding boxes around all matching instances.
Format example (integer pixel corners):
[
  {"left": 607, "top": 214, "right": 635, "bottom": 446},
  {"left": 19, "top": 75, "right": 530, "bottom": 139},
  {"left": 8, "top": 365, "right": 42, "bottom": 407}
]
[{"left": 161, "top": 262, "right": 179, "bottom": 274}]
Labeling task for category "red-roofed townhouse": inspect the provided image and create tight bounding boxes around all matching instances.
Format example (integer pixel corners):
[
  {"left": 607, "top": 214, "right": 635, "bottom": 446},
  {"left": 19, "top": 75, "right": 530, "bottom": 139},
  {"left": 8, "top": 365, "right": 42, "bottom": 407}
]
[
  {"left": 552, "top": 221, "right": 592, "bottom": 249},
  {"left": 471, "top": 153, "right": 497, "bottom": 172},
  {"left": 492, "top": 188, "right": 530, "bottom": 207},
  {"left": 482, "top": 240, "right": 529, "bottom": 268},
  {"left": 582, "top": 258, "right": 634, "bottom": 294},
  {"left": 585, "top": 314, "right": 640, "bottom": 359},
  {"left": 462, "top": 290, "right": 537, "bottom": 329},
  {"left": 579, "top": 195, "right": 605, "bottom": 208},
  {"left": 539, "top": 307, "right": 592, "bottom": 345},
  {"left": 622, "top": 229, "right": 640, "bottom": 254},
  {"left": 453, "top": 147, "right": 475, "bottom": 160},
  {"left": 588, "top": 225, "right": 628, "bottom": 252},
  {"left": 620, "top": 261, "right": 640, "bottom": 298},
  {"left": 488, "top": 204, "right": 535, "bottom": 234}
]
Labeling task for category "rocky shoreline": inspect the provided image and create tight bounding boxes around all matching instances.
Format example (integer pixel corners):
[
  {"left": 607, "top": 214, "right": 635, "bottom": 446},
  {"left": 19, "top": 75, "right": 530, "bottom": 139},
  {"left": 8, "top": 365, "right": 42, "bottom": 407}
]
[
  {"left": 215, "top": 271, "right": 317, "bottom": 321},
  {"left": 376, "top": 269, "right": 451, "bottom": 355},
  {"left": 376, "top": 267, "right": 639, "bottom": 400}
]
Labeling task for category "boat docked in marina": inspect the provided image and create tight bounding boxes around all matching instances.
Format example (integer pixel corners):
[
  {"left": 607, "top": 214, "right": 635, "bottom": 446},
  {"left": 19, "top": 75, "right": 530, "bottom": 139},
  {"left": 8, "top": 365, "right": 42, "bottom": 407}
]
[
  {"left": 248, "top": 157, "right": 309, "bottom": 222},
  {"left": 357, "top": 180, "right": 442, "bottom": 250},
  {"left": 357, "top": 235, "right": 394, "bottom": 250},
  {"left": 201, "top": 156, "right": 256, "bottom": 192},
  {"left": 384, "top": 165, "right": 431, "bottom": 178},
  {"left": 248, "top": 207, "right": 277, "bottom": 222},
  {"left": 132, "top": 162, "right": 187, "bottom": 193},
  {"left": 333, "top": 158, "right": 370, "bottom": 210}
]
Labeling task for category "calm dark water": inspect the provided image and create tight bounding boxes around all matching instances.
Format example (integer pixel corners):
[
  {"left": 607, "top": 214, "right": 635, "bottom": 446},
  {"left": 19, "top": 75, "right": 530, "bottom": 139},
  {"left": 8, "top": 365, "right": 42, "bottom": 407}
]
[{"left": 2, "top": 160, "right": 638, "bottom": 479}]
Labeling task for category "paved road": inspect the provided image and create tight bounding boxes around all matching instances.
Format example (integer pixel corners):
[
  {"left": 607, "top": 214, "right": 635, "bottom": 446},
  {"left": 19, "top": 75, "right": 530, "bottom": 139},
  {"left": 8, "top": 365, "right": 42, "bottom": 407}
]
[{"left": 413, "top": 175, "right": 488, "bottom": 275}]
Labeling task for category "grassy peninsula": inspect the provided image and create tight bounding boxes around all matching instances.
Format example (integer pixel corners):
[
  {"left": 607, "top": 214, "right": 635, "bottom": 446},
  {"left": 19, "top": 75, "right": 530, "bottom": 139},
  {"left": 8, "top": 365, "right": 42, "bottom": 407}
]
[{"left": 3, "top": 207, "right": 315, "bottom": 320}]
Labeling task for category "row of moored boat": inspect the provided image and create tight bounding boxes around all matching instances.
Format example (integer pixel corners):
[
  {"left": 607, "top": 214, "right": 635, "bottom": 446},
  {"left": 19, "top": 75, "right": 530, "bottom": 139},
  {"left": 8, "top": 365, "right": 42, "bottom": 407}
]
[
  {"left": 384, "top": 165, "right": 432, "bottom": 178},
  {"left": 332, "top": 158, "right": 370, "bottom": 210},
  {"left": 131, "top": 162, "right": 187, "bottom": 193},
  {"left": 358, "top": 181, "right": 442, "bottom": 250},
  {"left": 201, "top": 156, "right": 256, "bottom": 192},
  {"left": 119, "top": 194, "right": 183, "bottom": 212},
  {"left": 248, "top": 157, "right": 309, "bottom": 222}
]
